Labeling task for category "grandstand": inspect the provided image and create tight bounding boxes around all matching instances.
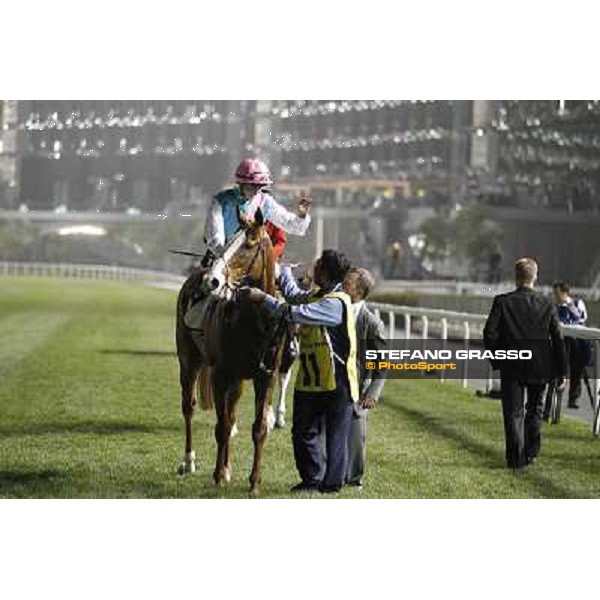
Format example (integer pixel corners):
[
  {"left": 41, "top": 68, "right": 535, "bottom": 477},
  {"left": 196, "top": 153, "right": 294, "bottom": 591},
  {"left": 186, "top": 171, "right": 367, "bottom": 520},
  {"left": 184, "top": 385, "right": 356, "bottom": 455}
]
[{"left": 2, "top": 100, "right": 600, "bottom": 283}]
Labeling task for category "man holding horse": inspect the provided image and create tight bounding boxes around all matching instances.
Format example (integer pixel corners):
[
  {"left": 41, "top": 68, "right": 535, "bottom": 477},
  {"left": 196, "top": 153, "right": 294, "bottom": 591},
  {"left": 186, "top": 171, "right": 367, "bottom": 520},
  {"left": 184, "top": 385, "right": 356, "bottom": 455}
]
[{"left": 242, "top": 249, "right": 359, "bottom": 493}]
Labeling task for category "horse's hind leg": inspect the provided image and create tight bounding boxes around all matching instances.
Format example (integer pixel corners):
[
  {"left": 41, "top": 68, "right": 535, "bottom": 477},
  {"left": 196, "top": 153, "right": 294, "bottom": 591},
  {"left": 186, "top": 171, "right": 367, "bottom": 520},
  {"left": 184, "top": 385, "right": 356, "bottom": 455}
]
[
  {"left": 275, "top": 332, "right": 297, "bottom": 428},
  {"left": 249, "top": 372, "right": 275, "bottom": 495},
  {"left": 177, "top": 338, "right": 202, "bottom": 475},
  {"left": 275, "top": 368, "right": 292, "bottom": 428},
  {"left": 266, "top": 369, "right": 290, "bottom": 431}
]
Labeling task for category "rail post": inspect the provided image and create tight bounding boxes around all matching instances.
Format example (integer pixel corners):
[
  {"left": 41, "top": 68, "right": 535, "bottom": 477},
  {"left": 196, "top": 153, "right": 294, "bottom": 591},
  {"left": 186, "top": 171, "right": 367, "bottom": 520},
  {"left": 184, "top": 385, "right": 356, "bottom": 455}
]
[
  {"left": 404, "top": 312, "right": 411, "bottom": 341},
  {"left": 594, "top": 339, "right": 600, "bottom": 436},
  {"left": 388, "top": 311, "right": 396, "bottom": 339},
  {"left": 462, "top": 320, "right": 470, "bottom": 389},
  {"left": 485, "top": 361, "right": 493, "bottom": 395},
  {"left": 440, "top": 317, "right": 448, "bottom": 383}
]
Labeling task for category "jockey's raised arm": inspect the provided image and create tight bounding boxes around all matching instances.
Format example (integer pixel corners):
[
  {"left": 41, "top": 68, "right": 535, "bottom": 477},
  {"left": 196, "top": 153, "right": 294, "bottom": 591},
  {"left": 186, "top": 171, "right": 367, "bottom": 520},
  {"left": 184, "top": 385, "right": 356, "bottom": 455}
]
[{"left": 260, "top": 192, "right": 311, "bottom": 237}]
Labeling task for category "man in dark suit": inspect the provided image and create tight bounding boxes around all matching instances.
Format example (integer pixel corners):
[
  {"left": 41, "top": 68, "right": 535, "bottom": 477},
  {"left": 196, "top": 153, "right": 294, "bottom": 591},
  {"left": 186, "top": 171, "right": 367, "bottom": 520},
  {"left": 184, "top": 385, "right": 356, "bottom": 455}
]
[
  {"left": 342, "top": 268, "right": 387, "bottom": 487},
  {"left": 483, "top": 257, "right": 567, "bottom": 470}
]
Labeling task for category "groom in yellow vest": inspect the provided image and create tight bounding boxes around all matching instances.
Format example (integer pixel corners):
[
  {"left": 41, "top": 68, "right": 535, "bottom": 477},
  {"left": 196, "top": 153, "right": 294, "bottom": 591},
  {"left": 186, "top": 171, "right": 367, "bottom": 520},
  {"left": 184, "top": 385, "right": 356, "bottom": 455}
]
[{"left": 241, "top": 249, "right": 359, "bottom": 493}]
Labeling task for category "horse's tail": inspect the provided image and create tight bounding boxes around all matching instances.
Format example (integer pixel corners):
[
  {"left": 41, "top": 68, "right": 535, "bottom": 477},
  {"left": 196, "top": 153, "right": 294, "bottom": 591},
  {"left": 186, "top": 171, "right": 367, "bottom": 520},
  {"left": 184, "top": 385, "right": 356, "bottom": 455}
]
[{"left": 197, "top": 364, "right": 214, "bottom": 411}]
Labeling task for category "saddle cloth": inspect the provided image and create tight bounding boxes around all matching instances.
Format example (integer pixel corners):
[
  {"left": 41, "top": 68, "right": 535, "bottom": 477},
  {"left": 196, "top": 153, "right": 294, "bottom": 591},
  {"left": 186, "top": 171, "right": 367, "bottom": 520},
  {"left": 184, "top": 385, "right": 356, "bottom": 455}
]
[
  {"left": 184, "top": 294, "right": 210, "bottom": 326},
  {"left": 183, "top": 292, "right": 228, "bottom": 365}
]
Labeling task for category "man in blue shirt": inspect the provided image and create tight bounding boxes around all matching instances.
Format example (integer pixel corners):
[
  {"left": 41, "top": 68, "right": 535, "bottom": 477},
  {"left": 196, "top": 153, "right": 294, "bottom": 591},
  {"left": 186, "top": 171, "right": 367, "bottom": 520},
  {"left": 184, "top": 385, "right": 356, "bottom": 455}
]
[{"left": 241, "top": 250, "right": 357, "bottom": 493}]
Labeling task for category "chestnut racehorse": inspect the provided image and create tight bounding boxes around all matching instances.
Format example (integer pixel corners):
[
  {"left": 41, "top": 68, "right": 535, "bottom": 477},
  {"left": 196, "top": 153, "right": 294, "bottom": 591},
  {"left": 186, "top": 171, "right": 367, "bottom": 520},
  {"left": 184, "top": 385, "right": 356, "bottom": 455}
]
[{"left": 175, "top": 209, "right": 284, "bottom": 495}]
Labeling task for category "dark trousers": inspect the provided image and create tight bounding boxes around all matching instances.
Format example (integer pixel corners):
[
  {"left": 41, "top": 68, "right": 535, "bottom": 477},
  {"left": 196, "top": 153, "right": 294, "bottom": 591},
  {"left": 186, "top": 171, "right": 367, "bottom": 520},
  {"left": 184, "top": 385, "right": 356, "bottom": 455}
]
[
  {"left": 500, "top": 377, "right": 547, "bottom": 468},
  {"left": 292, "top": 385, "right": 353, "bottom": 489},
  {"left": 346, "top": 406, "right": 367, "bottom": 485},
  {"left": 566, "top": 340, "right": 586, "bottom": 405}
]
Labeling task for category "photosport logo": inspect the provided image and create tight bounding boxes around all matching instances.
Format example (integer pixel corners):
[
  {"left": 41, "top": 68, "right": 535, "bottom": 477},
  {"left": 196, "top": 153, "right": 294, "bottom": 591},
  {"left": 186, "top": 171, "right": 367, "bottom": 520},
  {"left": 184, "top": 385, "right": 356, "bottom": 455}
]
[{"left": 360, "top": 340, "right": 549, "bottom": 380}]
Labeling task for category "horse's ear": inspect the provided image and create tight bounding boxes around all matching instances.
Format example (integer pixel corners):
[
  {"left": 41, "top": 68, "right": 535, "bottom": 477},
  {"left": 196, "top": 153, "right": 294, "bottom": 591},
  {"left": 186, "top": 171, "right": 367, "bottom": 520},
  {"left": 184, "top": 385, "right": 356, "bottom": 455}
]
[{"left": 254, "top": 207, "right": 264, "bottom": 227}]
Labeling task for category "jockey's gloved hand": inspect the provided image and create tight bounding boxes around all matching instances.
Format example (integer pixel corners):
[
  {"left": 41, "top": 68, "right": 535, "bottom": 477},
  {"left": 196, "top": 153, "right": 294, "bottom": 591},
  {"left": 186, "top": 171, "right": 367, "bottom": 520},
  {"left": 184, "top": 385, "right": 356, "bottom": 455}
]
[
  {"left": 238, "top": 286, "right": 267, "bottom": 303},
  {"left": 296, "top": 197, "right": 312, "bottom": 217}
]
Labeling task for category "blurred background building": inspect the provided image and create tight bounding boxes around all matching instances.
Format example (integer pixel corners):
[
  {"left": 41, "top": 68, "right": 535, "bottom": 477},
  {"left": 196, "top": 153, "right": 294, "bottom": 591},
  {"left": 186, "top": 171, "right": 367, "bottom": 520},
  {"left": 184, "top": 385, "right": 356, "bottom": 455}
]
[
  {"left": 4, "top": 101, "right": 249, "bottom": 211},
  {"left": 1, "top": 99, "right": 600, "bottom": 285}
]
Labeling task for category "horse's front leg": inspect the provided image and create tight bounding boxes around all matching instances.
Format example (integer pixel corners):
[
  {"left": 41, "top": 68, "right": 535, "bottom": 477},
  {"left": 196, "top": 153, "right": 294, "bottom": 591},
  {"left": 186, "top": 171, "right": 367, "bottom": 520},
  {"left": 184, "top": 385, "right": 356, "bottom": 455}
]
[
  {"left": 249, "top": 372, "right": 274, "bottom": 495},
  {"left": 213, "top": 370, "right": 242, "bottom": 485}
]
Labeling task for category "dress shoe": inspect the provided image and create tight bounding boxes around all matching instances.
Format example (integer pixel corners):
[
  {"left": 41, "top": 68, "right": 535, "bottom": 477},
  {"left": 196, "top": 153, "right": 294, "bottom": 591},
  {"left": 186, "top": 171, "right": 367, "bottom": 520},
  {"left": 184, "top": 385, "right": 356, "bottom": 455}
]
[
  {"left": 345, "top": 480, "right": 363, "bottom": 490},
  {"left": 290, "top": 482, "right": 319, "bottom": 493},
  {"left": 318, "top": 484, "right": 342, "bottom": 494}
]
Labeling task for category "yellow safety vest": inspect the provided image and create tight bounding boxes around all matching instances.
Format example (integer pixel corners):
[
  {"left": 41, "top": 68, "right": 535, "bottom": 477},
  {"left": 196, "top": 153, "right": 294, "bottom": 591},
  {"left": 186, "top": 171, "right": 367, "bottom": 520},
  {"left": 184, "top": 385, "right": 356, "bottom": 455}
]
[{"left": 295, "top": 290, "right": 359, "bottom": 402}]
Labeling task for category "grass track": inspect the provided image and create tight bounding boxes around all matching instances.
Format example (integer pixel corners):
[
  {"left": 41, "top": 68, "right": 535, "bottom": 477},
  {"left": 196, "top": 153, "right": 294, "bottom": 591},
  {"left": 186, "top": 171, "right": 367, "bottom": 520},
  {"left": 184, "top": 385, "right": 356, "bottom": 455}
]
[{"left": 1, "top": 276, "right": 600, "bottom": 498}]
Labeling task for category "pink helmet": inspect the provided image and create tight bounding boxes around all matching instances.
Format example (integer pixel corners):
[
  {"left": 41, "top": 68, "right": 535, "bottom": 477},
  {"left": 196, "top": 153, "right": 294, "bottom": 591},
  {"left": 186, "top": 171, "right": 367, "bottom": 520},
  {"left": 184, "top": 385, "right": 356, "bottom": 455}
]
[{"left": 235, "top": 158, "right": 273, "bottom": 186}]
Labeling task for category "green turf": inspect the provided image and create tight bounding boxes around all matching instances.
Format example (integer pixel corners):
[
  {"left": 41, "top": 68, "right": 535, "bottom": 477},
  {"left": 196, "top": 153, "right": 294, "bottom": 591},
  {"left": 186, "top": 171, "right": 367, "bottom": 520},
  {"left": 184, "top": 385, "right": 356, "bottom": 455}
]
[{"left": 1, "top": 276, "right": 600, "bottom": 498}]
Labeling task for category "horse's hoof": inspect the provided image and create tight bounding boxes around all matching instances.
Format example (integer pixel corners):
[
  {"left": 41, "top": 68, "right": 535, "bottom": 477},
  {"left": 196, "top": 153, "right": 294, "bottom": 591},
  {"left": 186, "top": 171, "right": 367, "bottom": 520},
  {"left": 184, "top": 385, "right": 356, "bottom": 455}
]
[
  {"left": 249, "top": 486, "right": 260, "bottom": 498},
  {"left": 230, "top": 422, "right": 239, "bottom": 438},
  {"left": 275, "top": 415, "right": 286, "bottom": 428},
  {"left": 224, "top": 466, "right": 232, "bottom": 483},
  {"left": 213, "top": 470, "right": 228, "bottom": 486},
  {"left": 178, "top": 460, "right": 196, "bottom": 475},
  {"left": 178, "top": 451, "right": 196, "bottom": 475}
]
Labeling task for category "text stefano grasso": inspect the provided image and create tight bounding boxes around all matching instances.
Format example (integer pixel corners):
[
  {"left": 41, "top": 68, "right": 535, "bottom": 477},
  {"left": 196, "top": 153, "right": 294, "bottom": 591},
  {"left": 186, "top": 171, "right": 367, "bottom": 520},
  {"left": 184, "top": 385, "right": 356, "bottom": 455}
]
[{"left": 364, "top": 349, "right": 533, "bottom": 361}]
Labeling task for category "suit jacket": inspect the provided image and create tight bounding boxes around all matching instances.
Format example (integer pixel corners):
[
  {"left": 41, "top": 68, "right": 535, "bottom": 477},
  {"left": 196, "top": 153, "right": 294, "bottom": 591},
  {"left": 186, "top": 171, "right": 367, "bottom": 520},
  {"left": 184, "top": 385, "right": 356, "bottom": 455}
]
[
  {"left": 483, "top": 287, "right": 567, "bottom": 381},
  {"left": 356, "top": 304, "right": 387, "bottom": 403}
]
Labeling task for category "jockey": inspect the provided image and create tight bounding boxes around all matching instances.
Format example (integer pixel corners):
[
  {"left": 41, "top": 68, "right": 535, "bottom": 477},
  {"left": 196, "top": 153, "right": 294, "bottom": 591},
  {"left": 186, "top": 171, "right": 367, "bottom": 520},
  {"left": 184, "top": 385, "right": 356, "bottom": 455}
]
[{"left": 202, "top": 157, "right": 311, "bottom": 292}]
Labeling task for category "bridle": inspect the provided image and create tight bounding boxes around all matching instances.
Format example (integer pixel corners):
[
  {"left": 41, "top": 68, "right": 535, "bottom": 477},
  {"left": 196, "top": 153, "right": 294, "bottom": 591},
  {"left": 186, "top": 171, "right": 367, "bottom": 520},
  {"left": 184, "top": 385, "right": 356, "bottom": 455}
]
[{"left": 221, "top": 232, "right": 269, "bottom": 298}]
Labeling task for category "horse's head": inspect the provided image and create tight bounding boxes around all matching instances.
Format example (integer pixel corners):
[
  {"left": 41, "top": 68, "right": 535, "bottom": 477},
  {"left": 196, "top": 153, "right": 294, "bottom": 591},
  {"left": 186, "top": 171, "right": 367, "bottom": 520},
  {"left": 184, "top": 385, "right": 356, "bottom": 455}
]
[{"left": 226, "top": 208, "right": 276, "bottom": 295}]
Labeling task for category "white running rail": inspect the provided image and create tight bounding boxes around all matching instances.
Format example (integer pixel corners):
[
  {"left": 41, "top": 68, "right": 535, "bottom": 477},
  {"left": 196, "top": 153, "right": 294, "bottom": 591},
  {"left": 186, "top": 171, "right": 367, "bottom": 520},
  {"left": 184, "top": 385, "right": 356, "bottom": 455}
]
[
  {"left": 0, "top": 261, "right": 185, "bottom": 286},
  {"left": 368, "top": 302, "right": 600, "bottom": 436}
]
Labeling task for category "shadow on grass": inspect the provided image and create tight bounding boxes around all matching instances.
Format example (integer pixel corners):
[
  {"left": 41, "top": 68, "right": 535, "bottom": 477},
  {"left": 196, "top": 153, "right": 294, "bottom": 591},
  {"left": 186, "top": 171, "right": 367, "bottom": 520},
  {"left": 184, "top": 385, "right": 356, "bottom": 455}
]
[
  {"left": 0, "top": 420, "right": 179, "bottom": 438},
  {"left": 0, "top": 468, "right": 66, "bottom": 497},
  {"left": 99, "top": 349, "right": 177, "bottom": 357},
  {"left": 385, "top": 401, "right": 584, "bottom": 498}
]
